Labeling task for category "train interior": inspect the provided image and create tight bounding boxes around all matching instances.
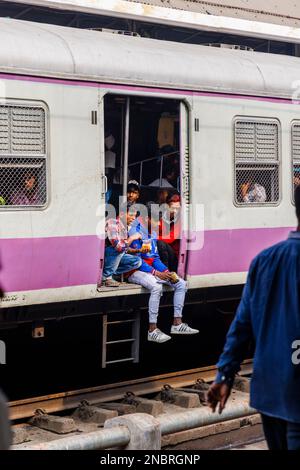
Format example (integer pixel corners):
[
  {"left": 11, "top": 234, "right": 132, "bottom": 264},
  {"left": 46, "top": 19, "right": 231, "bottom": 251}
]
[{"left": 104, "top": 94, "right": 181, "bottom": 204}]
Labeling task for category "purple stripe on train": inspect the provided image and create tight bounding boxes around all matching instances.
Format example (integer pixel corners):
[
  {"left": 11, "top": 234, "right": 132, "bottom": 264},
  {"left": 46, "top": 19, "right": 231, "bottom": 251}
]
[
  {"left": 0, "top": 227, "right": 292, "bottom": 293},
  {"left": 187, "top": 227, "right": 292, "bottom": 276}
]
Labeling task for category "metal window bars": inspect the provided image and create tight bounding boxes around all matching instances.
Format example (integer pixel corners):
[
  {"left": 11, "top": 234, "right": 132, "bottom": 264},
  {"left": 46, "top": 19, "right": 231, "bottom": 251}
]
[
  {"left": 234, "top": 119, "right": 280, "bottom": 205},
  {"left": 126, "top": 151, "right": 179, "bottom": 187},
  {"left": 292, "top": 122, "right": 300, "bottom": 201}
]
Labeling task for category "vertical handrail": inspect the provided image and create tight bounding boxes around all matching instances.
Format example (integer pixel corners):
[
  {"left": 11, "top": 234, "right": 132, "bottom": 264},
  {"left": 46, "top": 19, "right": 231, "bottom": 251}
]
[
  {"left": 139, "top": 161, "right": 143, "bottom": 185},
  {"left": 159, "top": 155, "right": 164, "bottom": 186},
  {"left": 122, "top": 97, "right": 130, "bottom": 197}
]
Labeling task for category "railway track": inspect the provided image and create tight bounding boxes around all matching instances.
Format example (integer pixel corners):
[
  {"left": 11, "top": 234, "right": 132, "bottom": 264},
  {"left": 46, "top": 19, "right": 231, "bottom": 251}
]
[
  {"left": 9, "top": 361, "right": 253, "bottom": 421},
  {"left": 9, "top": 361, "right": 263, "bottom": 450}
]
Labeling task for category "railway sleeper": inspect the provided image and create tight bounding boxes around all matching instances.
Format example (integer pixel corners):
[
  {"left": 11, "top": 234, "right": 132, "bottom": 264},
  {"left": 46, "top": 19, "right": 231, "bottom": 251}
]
[
  {"left": 156, "top": 385, "right": 201, "bottom": 408},
  {"left": 99, "top": 402, "right": 136, "bottom": 415},
  {"left": 72, "top": 400, "right": 117, "bottom": 424},
  {"left": 122, "top": 391, "right": 164, "bottom": 417},
  {"left": 29, "top": 409, "right": 77, "bottom": 434}
]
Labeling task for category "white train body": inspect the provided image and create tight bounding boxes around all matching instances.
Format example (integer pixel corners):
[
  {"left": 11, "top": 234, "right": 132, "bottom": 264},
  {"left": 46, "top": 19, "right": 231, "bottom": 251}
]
[{"left": 0, "top": 18, "right": 298, "bottom": 310}]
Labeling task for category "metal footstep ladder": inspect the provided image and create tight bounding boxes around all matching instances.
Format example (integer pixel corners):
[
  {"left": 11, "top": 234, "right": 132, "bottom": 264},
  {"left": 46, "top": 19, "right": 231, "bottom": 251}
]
[{"left": 101, "top": 312, "right": 140, "bottom": 368}]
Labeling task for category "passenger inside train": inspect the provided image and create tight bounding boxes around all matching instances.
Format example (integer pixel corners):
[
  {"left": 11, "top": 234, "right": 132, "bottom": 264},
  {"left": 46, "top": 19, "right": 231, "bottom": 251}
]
[
  {"left": 10, "top": 170, "right": 42, "bottom": 206},
  {"left": 127, "top": 180, "right": 140, "bottom": 205},
  {"left": 0, "top": 164, "right": 46, "bottom": 207},
  {"left": 157, "top": 190, "right": 181, "bottom": 272},
  {"left": 239, "top": 176, "right": 267, "bottom": 203},
  {"left": 241, "top": 181, "right": 267, "bottom": 203},
  {"left": 294, "top": 167, "right": 300, "bottom": 188},
  {"left": 127, "top": 202, "right": 198, "bottom": 343}
]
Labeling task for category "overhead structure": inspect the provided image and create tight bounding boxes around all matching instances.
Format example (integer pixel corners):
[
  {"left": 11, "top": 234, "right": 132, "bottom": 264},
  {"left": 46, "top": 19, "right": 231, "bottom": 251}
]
[{"left": 6, "top": 0, "right": 300, "bottom": 44}]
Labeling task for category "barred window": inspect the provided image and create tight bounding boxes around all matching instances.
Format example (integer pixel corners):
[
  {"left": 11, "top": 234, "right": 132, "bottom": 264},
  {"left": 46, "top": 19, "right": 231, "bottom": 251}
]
[
  {"left": 292, "top": 122, "right": 300, "bottom": 200},
  {"left": 0, "top": 104, "right": 47, "bottom": 209},
  {"left": 234, "top": 118, "right": 280, "bottom": 205}
]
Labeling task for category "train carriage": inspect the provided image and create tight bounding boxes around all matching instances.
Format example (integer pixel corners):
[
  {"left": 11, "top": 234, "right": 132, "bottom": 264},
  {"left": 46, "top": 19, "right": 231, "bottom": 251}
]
[{"left": 0, "top": 17, "right": 298, "bottom": 322}]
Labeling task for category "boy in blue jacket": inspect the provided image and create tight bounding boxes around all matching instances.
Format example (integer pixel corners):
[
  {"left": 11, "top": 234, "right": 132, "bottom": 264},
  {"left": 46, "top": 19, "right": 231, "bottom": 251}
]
[{"left": 128, "top": 203, "right": 198, "bottom": 343}]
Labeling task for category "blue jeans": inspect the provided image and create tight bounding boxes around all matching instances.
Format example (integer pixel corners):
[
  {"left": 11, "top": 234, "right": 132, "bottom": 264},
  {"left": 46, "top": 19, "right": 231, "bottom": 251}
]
[{"left": 103, "top": 246, "right": 141, "bottom": 279}]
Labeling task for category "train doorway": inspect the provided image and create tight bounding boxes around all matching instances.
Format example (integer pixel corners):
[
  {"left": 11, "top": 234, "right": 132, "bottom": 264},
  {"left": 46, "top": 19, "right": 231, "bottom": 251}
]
[{"left": 102, "top": 94, "right": 190, "bottom": 281}]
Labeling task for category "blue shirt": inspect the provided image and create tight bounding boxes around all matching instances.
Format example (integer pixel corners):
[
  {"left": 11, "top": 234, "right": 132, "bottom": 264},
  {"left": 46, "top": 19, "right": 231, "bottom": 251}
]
[
  {"left": 216, "top": 231, "right": 300, "bottom": 423},
  {"left": 128, "top": 220, "right": 168, "bottom": 274}
]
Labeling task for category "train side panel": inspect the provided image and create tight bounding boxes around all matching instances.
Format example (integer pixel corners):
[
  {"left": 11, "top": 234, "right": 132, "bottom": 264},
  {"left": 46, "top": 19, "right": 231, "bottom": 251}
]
[
  {"left": 187, "top": 94, "right": 295, "bottom": 289},
  {"left": 0, "top": 77, "right": 104, "bottom": 308}
]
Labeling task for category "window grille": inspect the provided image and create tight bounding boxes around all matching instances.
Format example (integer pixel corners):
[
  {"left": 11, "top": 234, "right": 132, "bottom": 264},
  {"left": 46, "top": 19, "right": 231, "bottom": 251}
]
[
  {"left": 0, "top": 104, "right": 47, "bottom": 209},
  {"left": 234, "top": 119, "right": 280, "bottom": 205},
  {"left": 291, "top": 122, "right": 300, "bottom": 200}
]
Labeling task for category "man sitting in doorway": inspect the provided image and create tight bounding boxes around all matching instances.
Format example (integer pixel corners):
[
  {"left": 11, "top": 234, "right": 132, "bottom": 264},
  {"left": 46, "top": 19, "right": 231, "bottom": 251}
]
[
  {"left": 101, "top": 205, "right": 142, "bottom": 288},
  {"left": 128, "top": 203, "right": 199, "bottom": 343}
]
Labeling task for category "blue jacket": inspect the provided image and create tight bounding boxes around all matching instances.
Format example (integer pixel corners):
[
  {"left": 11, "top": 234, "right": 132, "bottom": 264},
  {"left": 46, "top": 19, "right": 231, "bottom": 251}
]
[
  {"left": 216, "top": 231, "right": 300, "bottom": 423},
  {"left": 128, "top": 220, "right": 168, "bottom": 274}
]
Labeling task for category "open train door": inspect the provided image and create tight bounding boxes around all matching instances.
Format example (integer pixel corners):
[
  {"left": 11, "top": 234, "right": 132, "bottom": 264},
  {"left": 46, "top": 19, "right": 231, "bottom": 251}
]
[
  {"left": 96, "top": 91, "right": 107, "bottom": 287},
  {"left": 177, "top": 102, "right": 190, "bottom": 278}
]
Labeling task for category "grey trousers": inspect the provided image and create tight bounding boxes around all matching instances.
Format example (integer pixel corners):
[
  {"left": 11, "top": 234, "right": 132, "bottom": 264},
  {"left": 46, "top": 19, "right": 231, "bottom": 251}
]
[{"left": 128, "top": 270, "right": 187, "bottom": 323}]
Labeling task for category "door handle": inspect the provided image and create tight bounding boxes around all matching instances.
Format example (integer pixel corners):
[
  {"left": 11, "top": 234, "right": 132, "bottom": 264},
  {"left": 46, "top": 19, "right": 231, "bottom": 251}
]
[{"left": 102, "top": 175, "right": 107, "bottom": 194}]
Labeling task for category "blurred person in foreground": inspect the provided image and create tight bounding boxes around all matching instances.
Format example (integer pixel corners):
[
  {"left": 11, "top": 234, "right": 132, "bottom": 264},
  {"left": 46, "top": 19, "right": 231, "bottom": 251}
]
[
  {"left": 207, "top": 185, "right": 300, "bottom": 450},
  {"left": 0, "top": 257, "right": 11, "bottom": 450}
]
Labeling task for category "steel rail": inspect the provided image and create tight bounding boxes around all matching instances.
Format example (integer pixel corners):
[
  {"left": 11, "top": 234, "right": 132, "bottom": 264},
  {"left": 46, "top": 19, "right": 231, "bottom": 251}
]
[{"left": 18, "top": 399, "right": 256, "bottom": 450}]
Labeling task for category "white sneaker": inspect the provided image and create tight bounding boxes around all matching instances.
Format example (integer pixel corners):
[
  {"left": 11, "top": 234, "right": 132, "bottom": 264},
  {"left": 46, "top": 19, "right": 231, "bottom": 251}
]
[
  {"left": 170, "top": 323, "right": 199, "bottom": 335},
  {"left": 148, "top": 328, "right": 171, "bottom": 343}
]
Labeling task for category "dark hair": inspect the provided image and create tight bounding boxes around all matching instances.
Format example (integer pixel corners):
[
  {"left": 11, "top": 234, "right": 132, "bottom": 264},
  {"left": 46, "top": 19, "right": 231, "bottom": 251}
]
[
  {"left": 159, "top": 144, "right": 176, "bottom": 156},
  {"left": 295, "top": 185, "right": 300, "bottom": 221},
  {"left": 127, "top": 182, "right": 140, "bottom": 193}
]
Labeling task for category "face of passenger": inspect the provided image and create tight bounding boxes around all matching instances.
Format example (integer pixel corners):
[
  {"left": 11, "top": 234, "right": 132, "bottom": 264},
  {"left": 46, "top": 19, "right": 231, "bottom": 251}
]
[
  {"left": 24, "top": 174, "right": 36, "bottom": 192},
  {"left": 157, "top": 189, "right": 169, "bottom": 205},
  {"left": 127, "top": 187, "right": 140, "bottom": 204},
  {"left": 240, "top": 180, "right": 252, "bottom": 197},
  {"left": 168, "top": 201, "right": 180, "bottom": 219},
  {"left": 166, "top": 169, "right": 177, "bottom": 183},
  {"left": 294, "top": 174, "right": 300, "bottom": 187}
]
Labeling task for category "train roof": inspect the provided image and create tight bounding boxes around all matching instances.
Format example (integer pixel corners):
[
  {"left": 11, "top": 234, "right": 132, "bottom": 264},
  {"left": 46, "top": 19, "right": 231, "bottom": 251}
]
[{"left": 0, "top": 17, "right": 300, "bottom": 99}]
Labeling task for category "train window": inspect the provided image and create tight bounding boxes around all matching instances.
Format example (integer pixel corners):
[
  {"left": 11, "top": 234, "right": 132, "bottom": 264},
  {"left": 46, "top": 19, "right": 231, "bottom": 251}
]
[
  {"left": 291, "top": 122, "right": 300, "bottom": 200},
  {"left": 0, "top": 104, "right": 47, "bottom": 210},
  {"left": 234, "top": 118, "right": 280, "bottom": 206}
]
